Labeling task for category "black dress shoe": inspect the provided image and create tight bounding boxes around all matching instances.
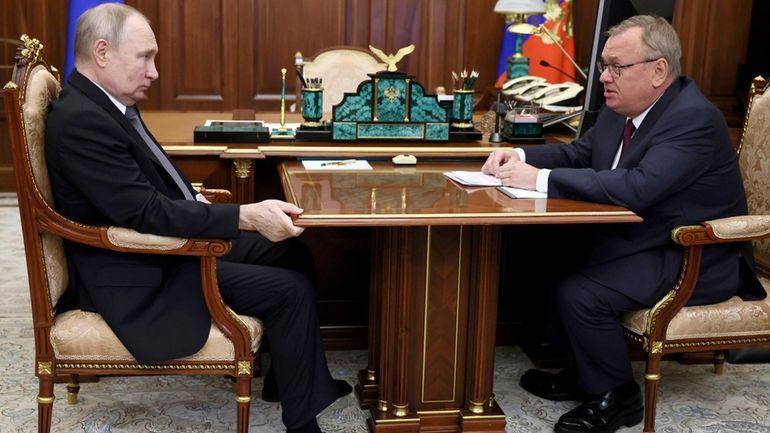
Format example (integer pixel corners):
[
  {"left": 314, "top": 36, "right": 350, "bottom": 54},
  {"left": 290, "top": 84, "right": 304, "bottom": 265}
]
[
  {"left": 520, "top": 368, "right": 584, "bottom": 401},
  {"left": 554, "top": 389, "right": 643, "bottom": 433}
]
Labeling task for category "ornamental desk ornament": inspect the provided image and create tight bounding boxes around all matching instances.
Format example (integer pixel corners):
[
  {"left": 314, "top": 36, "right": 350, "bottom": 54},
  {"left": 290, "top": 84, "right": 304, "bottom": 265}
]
[{"left": 296, "top": 44, "right": 481, "bottom": 142}]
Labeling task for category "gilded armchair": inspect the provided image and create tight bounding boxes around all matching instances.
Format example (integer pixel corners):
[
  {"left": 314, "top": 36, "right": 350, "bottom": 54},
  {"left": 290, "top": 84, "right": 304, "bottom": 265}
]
[{"left": 2, "top": 35, "right": 262, "bottom": 433}]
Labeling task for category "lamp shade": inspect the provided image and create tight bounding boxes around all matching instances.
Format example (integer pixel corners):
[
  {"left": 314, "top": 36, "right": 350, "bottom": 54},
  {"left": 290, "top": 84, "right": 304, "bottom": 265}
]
[{"left": 493, "top": 0, "right": 546, "bottom": 14}]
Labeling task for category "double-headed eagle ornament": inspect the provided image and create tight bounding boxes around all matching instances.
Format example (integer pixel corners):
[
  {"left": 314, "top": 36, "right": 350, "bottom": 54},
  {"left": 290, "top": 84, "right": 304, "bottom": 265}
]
[{"left": 368, "top": 44, "right": 415, "bottom": 72}]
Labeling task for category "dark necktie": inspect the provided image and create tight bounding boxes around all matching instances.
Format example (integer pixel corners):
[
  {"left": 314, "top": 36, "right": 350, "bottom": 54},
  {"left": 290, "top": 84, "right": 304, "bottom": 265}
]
[
  {"left": 622, "top": 119, "right": 636, "bottom": 150},
  {"left": 125, "top": 106, "right": 194, "bottom": 200}
]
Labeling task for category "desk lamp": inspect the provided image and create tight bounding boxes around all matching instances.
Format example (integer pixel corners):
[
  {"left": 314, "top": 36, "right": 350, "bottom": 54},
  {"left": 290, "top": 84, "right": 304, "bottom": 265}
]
[
  {"left": 494, "top": 0, "right": 546, "bottom": 80},
  {"left": 508, "top": 22, "right": 587, "bottom": 80}
]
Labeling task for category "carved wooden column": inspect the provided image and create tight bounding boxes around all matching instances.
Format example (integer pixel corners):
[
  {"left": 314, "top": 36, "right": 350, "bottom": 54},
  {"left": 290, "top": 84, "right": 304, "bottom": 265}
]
[
  {"left": 230, "top": 159, "right": 254, "bottom": 204},
  {"left": 462, "top": 225, "right": 505, "bottom": 432}
]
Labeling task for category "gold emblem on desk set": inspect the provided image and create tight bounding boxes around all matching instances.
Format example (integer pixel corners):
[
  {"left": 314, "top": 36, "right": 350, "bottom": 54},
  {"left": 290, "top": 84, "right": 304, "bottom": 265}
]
[{"left": 368, "top": 44, "right": 415, "bottom": 72}]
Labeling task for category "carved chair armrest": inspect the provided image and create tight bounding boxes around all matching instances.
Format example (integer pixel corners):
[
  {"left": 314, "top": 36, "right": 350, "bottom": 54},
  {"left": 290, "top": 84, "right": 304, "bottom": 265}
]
[
  {"left": 644, "top": 215, "right": 770, "bottom": 342},
  {"left": 672, "top": 215, "right": 770, "bottom": 246},
  {"left": 38, "top": 209, "right": 253, "bottom": 357},
  {"left": 195, "top": 187, "right": 232, "bottom": 204},
  {"left": 102, "top": 226, "right": 231, "bottom": 256}
]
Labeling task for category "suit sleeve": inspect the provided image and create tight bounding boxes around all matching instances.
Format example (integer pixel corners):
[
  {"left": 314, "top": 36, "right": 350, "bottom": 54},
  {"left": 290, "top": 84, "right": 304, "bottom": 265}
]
[
  {"left": 535, "top": 105, "right": 723, "bottom": 213},
  {"left": 52, "top": 106, "right": 240, "bottom": 239}
]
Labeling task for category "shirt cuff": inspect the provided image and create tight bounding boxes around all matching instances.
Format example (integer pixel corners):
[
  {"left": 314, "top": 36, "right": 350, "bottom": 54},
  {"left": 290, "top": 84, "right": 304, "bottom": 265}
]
[
  {"left": 513, "top": 147, "right": 526, "bottom": 162},
  {"left": 535, "top": 169, "right": 551, "bottom": 193}
]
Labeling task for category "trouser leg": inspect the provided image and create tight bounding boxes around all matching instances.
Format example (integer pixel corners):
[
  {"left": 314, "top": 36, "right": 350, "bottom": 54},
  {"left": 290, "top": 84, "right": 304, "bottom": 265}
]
[
  {"left": 217, "top": 233, "right": 336, "bottom": 429},
  {"left": 554, "top": 272, "right": 645, "bottom": 395}
]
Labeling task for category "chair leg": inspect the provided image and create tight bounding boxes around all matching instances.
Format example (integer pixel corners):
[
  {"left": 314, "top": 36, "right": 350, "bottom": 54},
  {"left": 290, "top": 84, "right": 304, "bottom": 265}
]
[
  {"left": 714, "top": 350, "right": 726, "bottom": 375},
  {"left": 643, "top": 355, "right": 662, "bottom": 433},
  {"left": 37, "top": 376, "right": 54, "bottom": 433},
  {"left": 235, "top": 376, "right": 252, "bottom": 433},
  {"left": 67, "top": 374, "right": 80, "bottom": 405}
]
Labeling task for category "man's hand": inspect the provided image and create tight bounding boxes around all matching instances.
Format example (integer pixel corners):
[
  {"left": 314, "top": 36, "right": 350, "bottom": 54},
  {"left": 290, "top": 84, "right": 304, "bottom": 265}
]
[
  {"left": 481, "top": 149, "right": 520, "bottom": 176},
  {"left": 495, "top": 160, "right": 539, "bottom": 190},
  {"left": 239, "top": 200, "right": 305, "bottom": 242}
]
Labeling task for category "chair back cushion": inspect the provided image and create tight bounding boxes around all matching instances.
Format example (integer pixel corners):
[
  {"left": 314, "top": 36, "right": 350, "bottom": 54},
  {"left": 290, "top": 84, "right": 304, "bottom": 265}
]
[
  {"left": 739, "top": 77, "right": 770, "bottom": 271},
  {"left": 20, "top": 64, "right": 67, "bottom": 306},
  {"left": 303, "top": 47, "right": 386, "bottom": 114}
]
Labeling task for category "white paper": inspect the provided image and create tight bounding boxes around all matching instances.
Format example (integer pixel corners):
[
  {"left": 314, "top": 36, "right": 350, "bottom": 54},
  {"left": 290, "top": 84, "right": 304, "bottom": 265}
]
[
  {"left": 497, "top": 186, "right": 547, "bottom": 199},
  {"left": 302, "top": 160, "right": 373, "bottom": 170},
  {"left": 443, "top": 171, "right": 502, "bottom": 187}
]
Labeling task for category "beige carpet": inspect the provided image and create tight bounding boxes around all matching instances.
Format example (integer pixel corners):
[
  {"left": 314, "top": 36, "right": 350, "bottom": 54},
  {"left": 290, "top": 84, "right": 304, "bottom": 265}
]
[{"left": 1, "top": 199, "right": 769, "bottom": 432}]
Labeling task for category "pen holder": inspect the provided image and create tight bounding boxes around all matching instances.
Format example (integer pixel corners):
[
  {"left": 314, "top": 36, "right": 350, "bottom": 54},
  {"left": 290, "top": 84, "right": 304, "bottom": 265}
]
[
  {"left": 301, "top": 87, "right": 324, "bottom": 128},
  {"left": 451, "top": 89, "right": 474, "bottom": 129}
]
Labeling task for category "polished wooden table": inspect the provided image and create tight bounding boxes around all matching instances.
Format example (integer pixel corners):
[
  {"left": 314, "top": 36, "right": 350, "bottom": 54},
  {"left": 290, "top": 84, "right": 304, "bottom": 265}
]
[
  {"left": 278, "top": 161, "right": 641, "bottom": 433},
  {"left": 143, "top": 111, "right": 575, "bottom": 204}
]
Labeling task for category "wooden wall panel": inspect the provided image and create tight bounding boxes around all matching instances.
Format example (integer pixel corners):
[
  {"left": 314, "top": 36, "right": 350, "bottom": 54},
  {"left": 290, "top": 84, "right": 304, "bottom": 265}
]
[
  {"left": 153, "top": 0, "right": 239, "bottom": 110},
  {"left": 0, "top": 0, "right": 757, "bottom": 180},
  {"left": 1, "top": 0, "right": 67, "bottom": 192},
  {"left": 250, "top": 0, "right": 348, "bottom": 108},
  {"left": 673, "top": 0, "right": 752, "bottom": 110}
]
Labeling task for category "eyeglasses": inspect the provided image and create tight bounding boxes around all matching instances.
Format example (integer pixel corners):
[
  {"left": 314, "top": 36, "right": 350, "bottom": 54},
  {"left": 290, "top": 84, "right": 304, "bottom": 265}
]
[{"left": 596, "top": 58, "right": 660, "bottom": 78}]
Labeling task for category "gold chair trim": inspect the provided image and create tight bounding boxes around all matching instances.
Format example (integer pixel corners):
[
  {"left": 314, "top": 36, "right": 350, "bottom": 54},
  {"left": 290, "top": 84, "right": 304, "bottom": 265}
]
[{"left": 56, "top": 362, "right": 235, "bottom": 370}]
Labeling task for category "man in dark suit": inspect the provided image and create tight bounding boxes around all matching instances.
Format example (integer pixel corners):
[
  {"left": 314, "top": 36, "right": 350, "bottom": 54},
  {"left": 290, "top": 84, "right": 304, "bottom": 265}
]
[
  {"left": 45, "top": 4, "right": 347, "bottom": 433},
  {"left": 483, "top": 15, "right": 765, "bottom": 433}
]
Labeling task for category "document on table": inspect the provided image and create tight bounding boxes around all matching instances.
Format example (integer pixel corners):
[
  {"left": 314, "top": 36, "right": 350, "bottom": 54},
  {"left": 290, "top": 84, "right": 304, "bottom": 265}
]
[
  {"left": 302, "top": 159, "right": 372, "bottom": 170},
  {"left": 497, "top": 186, "right": 547, "bottom": 199},
  {"left": 443, "top": 171, "right": 546, "bottom": 198},
  {"left": 443, "top": 171, "right": 503, "bottom": 187}
]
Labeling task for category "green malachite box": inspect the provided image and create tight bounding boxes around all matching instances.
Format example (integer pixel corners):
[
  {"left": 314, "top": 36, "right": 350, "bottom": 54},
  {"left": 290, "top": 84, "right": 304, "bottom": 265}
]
[{"left": 331, "top": 71, "right": 451, "bottom": 141}]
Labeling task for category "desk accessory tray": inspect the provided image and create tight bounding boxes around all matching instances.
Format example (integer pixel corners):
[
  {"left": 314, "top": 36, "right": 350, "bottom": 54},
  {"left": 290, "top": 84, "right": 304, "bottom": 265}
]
[{"left": 194, "top": 121, "right": 270, "bottom": 143}]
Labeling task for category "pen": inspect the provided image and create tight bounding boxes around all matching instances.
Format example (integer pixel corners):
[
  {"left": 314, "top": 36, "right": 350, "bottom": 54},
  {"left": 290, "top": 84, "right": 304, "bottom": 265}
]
[{"left": 320, "top": 159, "right": 357, "bottom": 166}]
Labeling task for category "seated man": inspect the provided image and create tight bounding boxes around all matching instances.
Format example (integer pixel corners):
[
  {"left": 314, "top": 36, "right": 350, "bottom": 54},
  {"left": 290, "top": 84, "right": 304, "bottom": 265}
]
[
  {"left": 482, "top": 15, "right": 765, "bottom": 433},
  {"left": 44, "top": 4, "right": 348, "bottom": 433}
]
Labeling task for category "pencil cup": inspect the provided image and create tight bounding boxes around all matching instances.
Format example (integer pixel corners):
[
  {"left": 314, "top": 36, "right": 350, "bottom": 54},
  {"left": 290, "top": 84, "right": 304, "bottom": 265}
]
[
  {"left": 301, "top": 87, "right": 324, "bottom": 128},
  {"left": 451, "top": 89, "right": 474, "bottom": 129}
]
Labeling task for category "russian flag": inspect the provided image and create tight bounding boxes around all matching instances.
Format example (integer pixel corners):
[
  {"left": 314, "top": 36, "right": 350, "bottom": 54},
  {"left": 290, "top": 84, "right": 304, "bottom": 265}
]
[
  {"left": 522, "top": 0, "right": 576, "bottom": 84},
  {"left": 495, "top": 0, "right": 576, "bottom": 87},
  {"left": 64, "top": 0, "right": 124, "bottom": 81}
]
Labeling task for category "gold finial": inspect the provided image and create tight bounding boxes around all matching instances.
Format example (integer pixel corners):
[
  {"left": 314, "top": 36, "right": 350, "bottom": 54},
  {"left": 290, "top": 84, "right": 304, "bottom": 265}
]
[
  {"left": 20, "top": 34, "right": 44, "bottom": 64},
  {"left": 3, "top": 81, "right": 18, "bottom": 90},
  {"left": 368, "top": 44, "right": 416, "bottom": 72}
]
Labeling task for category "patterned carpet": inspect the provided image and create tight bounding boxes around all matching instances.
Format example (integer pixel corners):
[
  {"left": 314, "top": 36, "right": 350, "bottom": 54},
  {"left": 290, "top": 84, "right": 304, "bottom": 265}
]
[{"left": 1, "top": 197, "right": 770, "bottom": 433}]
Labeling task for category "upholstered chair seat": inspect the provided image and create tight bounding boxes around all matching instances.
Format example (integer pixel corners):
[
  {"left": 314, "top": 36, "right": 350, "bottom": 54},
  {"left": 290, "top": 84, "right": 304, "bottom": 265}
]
[
  {"left": 52, "top": 310, "right": 263, "bottom": 362},
  {"left": 624, "top": 275, "right": 770, "bottom": 341}
]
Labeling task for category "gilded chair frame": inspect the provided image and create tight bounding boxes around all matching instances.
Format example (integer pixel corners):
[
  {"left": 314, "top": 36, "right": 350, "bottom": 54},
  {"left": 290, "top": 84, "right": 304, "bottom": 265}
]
[
  {"left": 3, "top": 35, "right": 260, "bottom": 433},
  {"left": 623, "top": 76, "right": 770, "bottom": 433}
]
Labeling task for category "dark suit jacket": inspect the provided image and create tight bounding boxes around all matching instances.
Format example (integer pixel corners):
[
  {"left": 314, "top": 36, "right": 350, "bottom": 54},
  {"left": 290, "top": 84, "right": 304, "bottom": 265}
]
[
  {"left": 524, "top": 77, "right": 764, "bottom": 305},
  {"left": 45, "top": 69, "right": 241, "bottom": 363}
]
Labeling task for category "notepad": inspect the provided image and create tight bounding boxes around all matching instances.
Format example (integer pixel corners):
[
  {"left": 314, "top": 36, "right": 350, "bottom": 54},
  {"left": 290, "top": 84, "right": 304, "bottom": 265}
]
[
  {"left": 443, "top": 171, "right": 546, "bottom": 199},
  {"left": 497, "top": 186, "right": 547, "bottom": 199},
  {"left": 443, "top": 171, "right": 502, "bottom": 187}
]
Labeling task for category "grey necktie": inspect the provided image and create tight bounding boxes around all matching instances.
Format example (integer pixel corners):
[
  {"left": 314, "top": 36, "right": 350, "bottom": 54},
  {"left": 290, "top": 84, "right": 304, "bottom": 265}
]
[{"left": 125, "top": 105, "right": 194, "bottom": 200}]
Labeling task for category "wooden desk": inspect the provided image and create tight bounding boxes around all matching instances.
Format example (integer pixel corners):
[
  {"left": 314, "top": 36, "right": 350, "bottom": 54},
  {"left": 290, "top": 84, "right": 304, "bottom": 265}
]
[
  {"left": 146, "top": 111, "right": 582, "bottom": 352},
  {"left": 278, "top": 161, "right": 640, "bottom": 433},
  {"left": 143, "top": 111, "right": 575, "bottom": 204}
]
